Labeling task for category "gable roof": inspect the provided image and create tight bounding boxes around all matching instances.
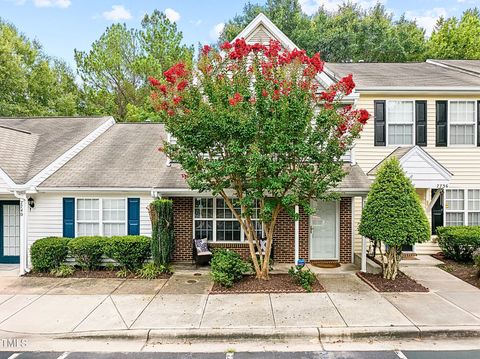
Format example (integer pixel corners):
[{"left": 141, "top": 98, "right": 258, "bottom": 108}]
[
  {"left": 427, "top": 59, "right": 480, "bottom": 77},
  {"left": 325, "top": 62, "right": 480, "bottom": 90},
  {"left": 0, "top": 117, "right": 113, "bottom": 185},
  {"left": 368, "top": 146, "right": 452, "bottom": 188},
  {"left": 40, "top": 123, "right": 180, "bottom": 189}
]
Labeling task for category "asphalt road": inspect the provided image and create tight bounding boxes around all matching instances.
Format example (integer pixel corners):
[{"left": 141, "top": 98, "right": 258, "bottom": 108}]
[{"left": 1, "top": 352, "right": 480, "bottom": 359}]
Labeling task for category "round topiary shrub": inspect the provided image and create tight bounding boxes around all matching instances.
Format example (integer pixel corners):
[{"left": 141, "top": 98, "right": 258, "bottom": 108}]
[
  {"left": 103, "top": 236, "right": 151, "bottom": 270},
  {"left": 68, "top": 236, "right": 106, "bottom": 270},
  {"left": 30, "top": 237, "right": 70, "bottom": 272},
  {"left": 210, "top": 249, "right": 250, "bottom": 287}
]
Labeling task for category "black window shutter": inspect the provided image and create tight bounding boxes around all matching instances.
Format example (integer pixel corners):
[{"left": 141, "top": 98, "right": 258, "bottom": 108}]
[
  {"left": 415, "top": 100, "right": 427, "bottom": 146},
  {"left": 374, "top": 100, "right": 386, "bottom": 146},
  {"left": 436, "top": 101, "right": 448, "bottom": 147},
  {"left": 477, "top": 101, "right": 480, "bottom": 147}
]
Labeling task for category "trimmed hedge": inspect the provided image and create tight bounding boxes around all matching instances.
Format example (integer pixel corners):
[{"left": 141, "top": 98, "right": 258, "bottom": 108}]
[
  {"left": 31, "top": 237, "right": 70, "bottom": 272},
  {"left": 68, "top": 236, "right": 106, "bottom": 270},
  {"left": 437, "top": 226, "right": 480, "bottom": 262},
  {"left": 103, "top": 235, "right": 151, "bottom": 270}
]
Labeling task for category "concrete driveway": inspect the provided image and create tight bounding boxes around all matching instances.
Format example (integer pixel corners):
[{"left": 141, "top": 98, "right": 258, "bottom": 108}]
[{"left": 0, "top": 258, "right": 478, "bottom": 336}]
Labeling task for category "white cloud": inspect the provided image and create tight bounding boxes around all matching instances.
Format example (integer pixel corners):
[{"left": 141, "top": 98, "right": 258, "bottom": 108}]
[
  {"left": 210, "top": 22, "right": 225, "bottom": 40},
  {"left": 33, "top": 0, "right": 70, "bottom": 8},
  {"left": 102, "top": 5, "right": 132, "bottom": 21},
  {"left": 405, "top": 8, "right": 448, "bottom": 36},
  {"left": 298, "top": 0, "right": 386, "bottom": 15},
  {"left": 165, "top": 8, "right": 180, "bottom": 22}
]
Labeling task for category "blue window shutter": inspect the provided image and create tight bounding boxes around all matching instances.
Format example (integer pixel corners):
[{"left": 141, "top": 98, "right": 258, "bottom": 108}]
[
  {"left": 63, "top": 198, "right": 75, "bottom": 238},
  {"left": 128, "top": 198, "right": 140, "bottom": 235}
]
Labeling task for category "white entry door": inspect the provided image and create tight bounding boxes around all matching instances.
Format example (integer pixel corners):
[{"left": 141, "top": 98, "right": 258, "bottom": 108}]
[{"left": 310, "top": 201, "right": 339, "bottom": 260}]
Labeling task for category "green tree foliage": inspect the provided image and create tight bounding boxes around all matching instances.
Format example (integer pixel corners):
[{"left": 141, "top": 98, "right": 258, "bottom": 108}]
[
  {"left": 149, "top": 40, "right": 369, "bottom": 279},
  {"left": 0, "top": 19, "right": 81, "bottom": 116},
  {"left": 75, "top": 10, "right": 193, "bottom": 122},
  {"left": 359, "top": 158, "right": 430, "bottom": 280},
  {"left": 428, "top": 8, "right": 480, "bottom": 59},
  {"left": 221, "top": 1, "right": 427, "bottom": 62}
]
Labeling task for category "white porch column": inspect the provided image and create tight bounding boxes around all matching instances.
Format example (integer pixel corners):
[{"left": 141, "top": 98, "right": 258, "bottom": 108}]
[
  {"left": 13, "top": 191, "right": 28, "bottom": 276},
  {"left": 361, "top": 196, "right": 367, "bottom": 273},
  {"left": 294, "top": 205, "right": 299, "bottom": 265}
]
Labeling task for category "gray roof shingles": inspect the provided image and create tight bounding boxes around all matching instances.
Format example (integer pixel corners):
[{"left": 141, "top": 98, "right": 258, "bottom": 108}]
[
  {"left": 0, "top": 117, "right": 111, "bottom": 184},
  {"left": 325, "top": 62, "right": 480, "bottom": 88},
  {"left": 430, "top": 60, "right": 480, "bottom": 76}
]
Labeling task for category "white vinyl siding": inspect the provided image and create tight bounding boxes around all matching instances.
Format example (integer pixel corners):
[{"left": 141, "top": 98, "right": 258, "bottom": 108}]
[
  {"left": 26, "top": 192, "right": 153, "bottom": 254},
  {"left": 445, "top": 189, "right": 480, "bottom": 226},
  {"left": 387, "top": 100, "right": 414, "bottom": 145},
  {"left": 449, "top": 101, "right": 476, "bottom": 146}
]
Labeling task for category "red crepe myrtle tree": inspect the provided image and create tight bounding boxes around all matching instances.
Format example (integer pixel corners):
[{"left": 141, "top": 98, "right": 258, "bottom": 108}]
[{"left": 149, "top": 39, "right": 369, "bottom": 280}]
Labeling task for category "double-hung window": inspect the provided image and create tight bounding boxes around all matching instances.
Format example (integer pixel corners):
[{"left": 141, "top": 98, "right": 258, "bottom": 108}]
[
  {"left": 193, "top": 197, "right": 262, "bottom": 242},
  {"left": 449, "top": 101, "right": 476, "bottom": 146},
  {"left": 387, "top": 101, "right": 414, "bottom": 145},
  {"left": 76, "top": 198, "right": 126, "bottom": 237},
  {"left": 445, "top": 189, "right": 480, "bottom": 226}
]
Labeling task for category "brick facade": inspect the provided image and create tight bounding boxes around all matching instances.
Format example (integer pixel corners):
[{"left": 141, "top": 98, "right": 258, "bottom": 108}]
[
  {"left": 339, "top": 197, "right": 353, "bottom": 264},
  {"left": 171, "top": 196, "right": 353, "bottom": 264}
]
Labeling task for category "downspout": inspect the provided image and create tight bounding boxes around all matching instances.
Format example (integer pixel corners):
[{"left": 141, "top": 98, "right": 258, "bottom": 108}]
[
  {"left": 13, "top": 190, "right": 29, "bottom": 275},
  {"left": 294, "top": 205, "right": 299, "bottom": 265}
]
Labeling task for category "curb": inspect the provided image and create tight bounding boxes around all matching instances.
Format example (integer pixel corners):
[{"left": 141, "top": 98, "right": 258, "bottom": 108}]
[{"left": 50, "top": 326, "right": 480, "bottom": 343}]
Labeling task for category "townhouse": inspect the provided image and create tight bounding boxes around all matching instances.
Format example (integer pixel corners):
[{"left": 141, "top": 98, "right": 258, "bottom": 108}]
[{"left": 1, "top": 14, "right": 479, "bottom": 275}]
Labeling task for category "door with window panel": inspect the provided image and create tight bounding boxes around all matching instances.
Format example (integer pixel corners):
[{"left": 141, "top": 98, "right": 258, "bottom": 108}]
[{"left": 0, "top": 201, "right": 20, "bottom": 264}]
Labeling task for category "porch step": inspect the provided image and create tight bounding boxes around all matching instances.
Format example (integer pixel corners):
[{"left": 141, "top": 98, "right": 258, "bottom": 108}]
[{"left": 353, "top": 253, "right": 382, "bottom": 274}]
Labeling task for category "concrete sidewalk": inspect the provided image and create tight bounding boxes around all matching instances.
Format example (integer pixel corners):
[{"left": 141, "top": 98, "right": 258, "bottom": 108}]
[{"left": 0, "top": 258, "right": 478, "bottom": 345}]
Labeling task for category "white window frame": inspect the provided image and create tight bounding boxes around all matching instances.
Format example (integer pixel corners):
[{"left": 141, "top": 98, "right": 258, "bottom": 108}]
[
  {"left": 75, "top": 198, "right": 127, "bottom": 237},
  {"left": 385, "top": 100, "right": 416, "bottom": 146},
  {"left": 447, "top": 100, "right": 477, "bottom": 147},
  {"left": 444, "top": 189, "right": 480, "bottom": 226},
  {"left": 192, "top": 197, "right": 262, "bottom": 243}
]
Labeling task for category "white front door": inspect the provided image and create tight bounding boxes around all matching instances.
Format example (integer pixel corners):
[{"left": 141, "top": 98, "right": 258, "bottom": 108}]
[{"left": 310, "top": 201, "right": 339, "bottom": 260}]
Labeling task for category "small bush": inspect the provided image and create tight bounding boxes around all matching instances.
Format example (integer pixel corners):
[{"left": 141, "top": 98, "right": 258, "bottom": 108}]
[
  {"left": 288, "top": 266, "right": 316, "bottom": 292},
  {"left": 68, "top": 236, "right": 106, "bottom": 270},
  {"left": 437, "top": 226, "right": 480, "bottom": 262},
  {"left": 210, "top": 249, "right": 250, "bottom": 287},
  {"left": 136, "top": 262, "right": 169, "bottom": 279},
  {"left": 116, "top": 267, "right": 129, "bottom": 278},
  {"left": 103, "top": 236, "right": 151, "bottom": 270},
  {"left": 30, "top": 237, "right": 70, "bottom": 272},
  {"left": 50, "top": 264, "right": 75, "bottom": 277}
]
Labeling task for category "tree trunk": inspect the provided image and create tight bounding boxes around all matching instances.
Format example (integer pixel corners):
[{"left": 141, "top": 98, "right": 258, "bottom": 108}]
[{"left": 383, "top": 245, "right": 400, "bottom": 280}]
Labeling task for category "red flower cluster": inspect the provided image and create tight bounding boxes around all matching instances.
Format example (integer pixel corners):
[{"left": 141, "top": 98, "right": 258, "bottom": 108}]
[
  {"left": 229, "top": 92, "right": 243, "bottom": 106},
  {"left": 164, "top": 63, "right": 188, "bottom": 84},
  {"left": 358, "top": 109, "right": 369, "bottom": 124},
  {"left": 148, "top": 76, "right": 160, "bottom": 87},
  {"left": 319, "top": 74, "right": 356, "bottom": 104},
  {"left": 202, "top": 45, "right": 212, "bottom": 56}
]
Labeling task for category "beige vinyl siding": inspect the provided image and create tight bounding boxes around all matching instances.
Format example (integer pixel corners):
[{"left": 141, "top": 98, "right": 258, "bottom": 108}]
[
  {"left": 353, "top": 94, "right": 480, "bottom": 254},
  {"left": 27, "top": 192, "right": 154, "bottom": 251},
  {"left": 0, "top": 176, "right": 11, "bottom": 194}
]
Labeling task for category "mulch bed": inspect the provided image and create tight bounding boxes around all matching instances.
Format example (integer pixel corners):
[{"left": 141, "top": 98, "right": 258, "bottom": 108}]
[
  {"left": 25, "top": 269, "right": 171, "bottom": 279},
  {"left": 432, "top": 252, "right": 480, "bottom": 289},
  {"left": 210, "top": 273, "right": 325, "bottom": 294},
  {"left": 357, "top": 271, "right": 429, "bottom": 292}
]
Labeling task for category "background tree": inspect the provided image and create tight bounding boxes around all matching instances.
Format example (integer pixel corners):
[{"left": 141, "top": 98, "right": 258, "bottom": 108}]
[
  {"left": 359, "top": 158, "right": 430, "bottom": 280},
  {"left": 75, "top": 10, "right": 193, "bottom": 122},
  {"left": 221, "top": 1, "right": 427, "bottom": 62},
  {"left": 0, "top": 19, "right": 81, "bottom": 116},
  {"left": 149, "top": 40, "right": 369, "bottom": 279},
  {"left": 427, "top": 8, "right": 480, "bottom": 59}
]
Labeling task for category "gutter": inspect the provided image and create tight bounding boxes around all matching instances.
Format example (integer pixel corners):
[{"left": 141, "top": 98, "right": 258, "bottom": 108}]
[{"left": 357, "top": 86, "right": 480, "bottom": 93}]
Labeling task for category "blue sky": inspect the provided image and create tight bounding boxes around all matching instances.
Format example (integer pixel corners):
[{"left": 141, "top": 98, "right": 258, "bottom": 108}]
[{"left": 1, "top": 0, "right": 477, "bottom": 69}]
